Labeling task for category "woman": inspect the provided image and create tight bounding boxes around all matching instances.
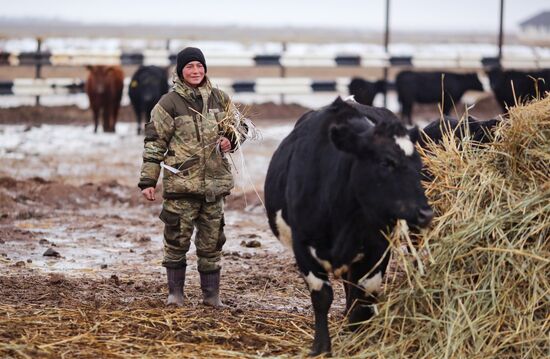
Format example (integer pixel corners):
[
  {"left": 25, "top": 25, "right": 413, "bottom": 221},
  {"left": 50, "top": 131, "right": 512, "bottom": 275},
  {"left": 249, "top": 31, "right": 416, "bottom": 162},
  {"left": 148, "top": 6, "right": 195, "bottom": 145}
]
[{"left": 138, "top": 47, "right": 246, "bottom": 308}]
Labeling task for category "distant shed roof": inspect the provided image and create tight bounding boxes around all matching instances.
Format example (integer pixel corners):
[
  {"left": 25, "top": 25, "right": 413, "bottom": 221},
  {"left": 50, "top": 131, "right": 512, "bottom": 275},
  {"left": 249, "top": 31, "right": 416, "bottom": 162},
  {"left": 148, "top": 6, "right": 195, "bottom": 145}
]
[{"left": 519, "top": 11, "right": 550, "bottom": 28}]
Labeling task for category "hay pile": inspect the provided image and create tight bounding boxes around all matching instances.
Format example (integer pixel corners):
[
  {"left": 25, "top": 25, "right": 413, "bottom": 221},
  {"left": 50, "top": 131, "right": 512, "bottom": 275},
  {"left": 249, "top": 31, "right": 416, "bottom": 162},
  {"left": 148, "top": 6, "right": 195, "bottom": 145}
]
[
  {"left": 333, "top": 97, "right": 550, "bottom": 358},
  {"left": 0, "top": 304, "right": 311, "bottom": 358}
]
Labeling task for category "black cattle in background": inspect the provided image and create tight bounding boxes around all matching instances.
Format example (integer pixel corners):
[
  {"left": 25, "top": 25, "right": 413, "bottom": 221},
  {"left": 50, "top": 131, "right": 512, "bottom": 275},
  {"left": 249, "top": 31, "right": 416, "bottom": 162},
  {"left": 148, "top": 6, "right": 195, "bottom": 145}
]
[
  {"left": 419, "top": 115, "right": 500, "bottom": 149},
  {"left": 129, "top": 65, "right": 169, "bottom": 135},
  {"left": 487, "top": 67, "right": 550, "bottom": 112},
  {"left": 264, "top": 97, "right": 433, "bottom": 356},
  {"left": 348, "top": 77, "right": 386, "bottom": 106},
  {"left": 396, "top": 71, "right": 484, "bottom": 125},
  {"left": 418, "top": 115, "right": 500, "bottom": 182}
]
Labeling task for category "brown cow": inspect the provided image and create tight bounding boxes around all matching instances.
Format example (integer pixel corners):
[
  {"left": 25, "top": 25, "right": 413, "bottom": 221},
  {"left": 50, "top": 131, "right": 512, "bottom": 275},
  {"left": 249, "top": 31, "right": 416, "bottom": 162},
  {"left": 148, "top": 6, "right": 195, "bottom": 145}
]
[{"left": 85, "top": 65, "right": 124, "bottom": 133}]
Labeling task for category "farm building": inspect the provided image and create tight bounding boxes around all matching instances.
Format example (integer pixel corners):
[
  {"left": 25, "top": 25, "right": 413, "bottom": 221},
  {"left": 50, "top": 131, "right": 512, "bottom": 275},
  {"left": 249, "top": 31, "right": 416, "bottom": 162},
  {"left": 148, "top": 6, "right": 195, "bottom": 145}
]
[{"left": 518, "top": 10, "right": 550, "bottom": 44}]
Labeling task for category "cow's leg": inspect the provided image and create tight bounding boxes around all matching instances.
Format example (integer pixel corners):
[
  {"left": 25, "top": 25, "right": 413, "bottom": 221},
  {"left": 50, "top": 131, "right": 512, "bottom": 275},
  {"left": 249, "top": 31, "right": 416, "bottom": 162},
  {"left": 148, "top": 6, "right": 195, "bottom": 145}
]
[
  {"left": 89, "top": 100, "right": 100, "bottom": 133},
  {"left": 135, "top": 108, "right": 142, "bottom": 135},
  {"left": 442, "top": 95, "right": 453, "bottom": 115},
  {"left": 310, "top": 282, "right": 333, "bottom": 357},
  {"left": 92, "top": 108, "right": 99, "bottom": 133},
  {"left": 401, "top": 102, "right": 413, "bottom": 125},
  {"left": 137, "top": 111, "right": 143, "bottom": 135},
  {"left": 102, "top": 105, "right": 111, "bottom": 132},
  {"left": 345, "top": 245, "right": 390, "bottom": 331},
  {"left": 131, "top": 101, "right": 141, "bottom": 135},
  {"left": 293, "top": 239, "right": 333, "bottom": 357}
]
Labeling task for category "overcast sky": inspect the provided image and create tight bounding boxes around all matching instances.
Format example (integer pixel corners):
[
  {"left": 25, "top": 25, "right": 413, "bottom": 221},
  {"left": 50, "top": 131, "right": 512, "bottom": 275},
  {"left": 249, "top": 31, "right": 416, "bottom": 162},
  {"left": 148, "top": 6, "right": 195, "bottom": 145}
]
[{"left": 1, "top": 0, "right": 548, "bottom": 33}]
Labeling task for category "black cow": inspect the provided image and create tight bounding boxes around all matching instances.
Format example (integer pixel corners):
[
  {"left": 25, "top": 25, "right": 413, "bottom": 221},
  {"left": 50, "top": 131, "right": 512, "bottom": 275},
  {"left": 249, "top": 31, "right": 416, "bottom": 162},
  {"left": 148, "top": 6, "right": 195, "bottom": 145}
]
[
  {"left": 419, "top": 115, "right": 500, "bottom": 149},
  {"left": 348, "top": 77, "right": 386, "bottom": 106},
  {"left": 264, "top": 97, "right": 433, "bottom": 356},
  {"left": 396, "top": 71, "right": 484, "bottom": 125},
  {"left": 129, "top": 65, "right": 169, "bottom": 135},
  {"left": 418, "top": 115, "right": 500, "bottom": 182},
  {"left": 487, "top": 67, "right": 550, "bottom": 112}
]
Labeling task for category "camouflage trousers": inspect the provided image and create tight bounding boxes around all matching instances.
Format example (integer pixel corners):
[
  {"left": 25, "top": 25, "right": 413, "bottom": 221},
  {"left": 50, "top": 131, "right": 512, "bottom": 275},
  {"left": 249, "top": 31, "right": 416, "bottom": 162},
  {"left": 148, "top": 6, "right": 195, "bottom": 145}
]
[{"left": 159, "top": 197, "right": 226, "bottom": 273}]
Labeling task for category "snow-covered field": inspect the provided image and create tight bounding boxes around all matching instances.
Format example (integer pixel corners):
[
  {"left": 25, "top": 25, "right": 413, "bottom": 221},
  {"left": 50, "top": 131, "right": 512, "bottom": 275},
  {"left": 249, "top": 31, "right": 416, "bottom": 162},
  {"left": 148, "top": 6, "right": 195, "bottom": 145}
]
[{"left": 0, "top": 120, "right": 294, "bottom": 190}]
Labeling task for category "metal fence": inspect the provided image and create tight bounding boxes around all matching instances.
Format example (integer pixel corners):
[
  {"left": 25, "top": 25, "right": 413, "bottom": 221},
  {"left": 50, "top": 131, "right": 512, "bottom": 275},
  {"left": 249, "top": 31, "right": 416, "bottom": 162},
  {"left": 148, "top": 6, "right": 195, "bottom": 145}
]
[{"left": 1, "top": 37, "right": 549, "bottom": 103}]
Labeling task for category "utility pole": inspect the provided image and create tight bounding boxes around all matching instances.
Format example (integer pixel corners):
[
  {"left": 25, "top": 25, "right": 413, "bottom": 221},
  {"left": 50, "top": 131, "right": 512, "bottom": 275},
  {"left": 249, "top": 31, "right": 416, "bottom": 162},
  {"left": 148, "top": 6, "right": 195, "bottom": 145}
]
[
  {"left": 280, "top": 41, "right": 287, "bottom": 105},
  {"left": 498, "top": 0, "right": 505, "bottom": 64},
  {"left": 383, "top": 0, "right": 390, "bottom": 107},
  {"left": 35, "top": 37, "right": 42, "bottom": 106}
]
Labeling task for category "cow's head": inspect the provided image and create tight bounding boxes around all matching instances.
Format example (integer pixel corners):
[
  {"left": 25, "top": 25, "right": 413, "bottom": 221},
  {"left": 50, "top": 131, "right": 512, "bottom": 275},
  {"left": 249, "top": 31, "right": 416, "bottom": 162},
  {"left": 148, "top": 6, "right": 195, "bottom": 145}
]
[
  {"left": 329, "top": 106, "right": 433, "bottom": 228},
  {"left": 86, "top": 65, "right": 112, "bottom": 94}
]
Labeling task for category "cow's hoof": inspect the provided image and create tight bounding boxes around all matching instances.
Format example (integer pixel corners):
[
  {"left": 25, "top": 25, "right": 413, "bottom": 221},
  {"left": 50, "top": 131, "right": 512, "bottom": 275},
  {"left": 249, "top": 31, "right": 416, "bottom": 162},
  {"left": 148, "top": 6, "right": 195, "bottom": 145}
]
[
  {"left": 308, "top": 344, "right": 332, "bottom": 357},
  {"left": 307, "top": 350, "right": 332, "bottom": 358},
  {"left": 308, "top": 349, "right": 332, "bottom": 357},
  {"left": 347, "top": 304, "right": 374, "bottom": 331},
  {"left": 346, "top": 321, "right": 364, "bottom": 332}
]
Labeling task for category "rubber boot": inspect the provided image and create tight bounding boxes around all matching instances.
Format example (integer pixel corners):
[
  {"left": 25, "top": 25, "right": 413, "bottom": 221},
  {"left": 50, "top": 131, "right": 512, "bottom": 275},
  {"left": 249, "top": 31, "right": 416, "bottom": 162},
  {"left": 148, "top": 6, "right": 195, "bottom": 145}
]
[
  {"left": 200, "top": 270, "right": 224, "bottom": 308},
  {"left": 166, "top": 267, "right": 186, "bottom": 306}
]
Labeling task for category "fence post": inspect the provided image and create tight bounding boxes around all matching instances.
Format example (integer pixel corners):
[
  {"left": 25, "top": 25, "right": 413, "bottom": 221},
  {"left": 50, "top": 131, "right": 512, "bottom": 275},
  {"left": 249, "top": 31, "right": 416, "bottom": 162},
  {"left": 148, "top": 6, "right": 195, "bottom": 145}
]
[
  {"left": 497, "top": 0, "right": 504, "bottom": 63},
  {"left": 35, "top": 37, "right": 42, "bottom": 106},
  {"left": 280, "top": 41, "right": 287, "bottom": 105},
  {"left": 383, "top": 0, "right": 391, "bottom": 108}
]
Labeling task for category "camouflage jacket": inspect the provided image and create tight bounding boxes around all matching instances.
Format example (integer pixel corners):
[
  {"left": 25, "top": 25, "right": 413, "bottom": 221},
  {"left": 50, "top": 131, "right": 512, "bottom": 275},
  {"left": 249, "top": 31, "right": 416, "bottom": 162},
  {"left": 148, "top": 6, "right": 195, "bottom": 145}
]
[{"left": 138, "top": 75, "right": 244, "bottom": 200}]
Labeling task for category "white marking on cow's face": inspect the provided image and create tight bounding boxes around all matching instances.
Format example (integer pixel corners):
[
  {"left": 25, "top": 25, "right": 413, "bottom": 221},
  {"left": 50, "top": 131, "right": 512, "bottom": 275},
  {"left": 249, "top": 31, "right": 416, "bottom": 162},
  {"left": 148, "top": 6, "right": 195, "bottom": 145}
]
[
  {"left": 309, "top": 247, "right": 332, "bottom": 272},
  {"left": 275, "top": 210, "right": 292, "bottom": 250},
  {"left": 305, "top": 271, "right": 328, "bottom": 292},
  {"left": 394, "top": 135, "right": 414, "bottom": 156},
  {"left": 358, "top": 271, "right": 383, "bottom": 295}
]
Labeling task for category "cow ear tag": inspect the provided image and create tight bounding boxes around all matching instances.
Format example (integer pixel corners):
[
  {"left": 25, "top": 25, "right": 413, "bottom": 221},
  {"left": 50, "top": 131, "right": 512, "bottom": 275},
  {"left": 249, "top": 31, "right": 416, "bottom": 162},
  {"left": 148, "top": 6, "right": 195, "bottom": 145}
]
[{"left": 131, "top": 80, "right": 138, "bottom": 88}]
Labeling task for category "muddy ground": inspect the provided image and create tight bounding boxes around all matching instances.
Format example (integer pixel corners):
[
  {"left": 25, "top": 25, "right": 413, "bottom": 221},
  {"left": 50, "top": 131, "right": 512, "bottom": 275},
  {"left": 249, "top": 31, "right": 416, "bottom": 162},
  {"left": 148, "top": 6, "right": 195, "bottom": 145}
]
[
  {"left": 0, "top": 98, "right": 505, "bottom": 358},
  {"left": 0, "top": 105, "right": 341, "bottom": 358}
]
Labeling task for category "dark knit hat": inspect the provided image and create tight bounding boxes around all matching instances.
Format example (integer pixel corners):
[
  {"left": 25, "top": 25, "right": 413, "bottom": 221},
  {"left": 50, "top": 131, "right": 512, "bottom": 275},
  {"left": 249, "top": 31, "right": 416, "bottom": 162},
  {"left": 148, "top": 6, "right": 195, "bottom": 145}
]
[{"left": 176, "top": 47, "right": 207, "bottom": 79}]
